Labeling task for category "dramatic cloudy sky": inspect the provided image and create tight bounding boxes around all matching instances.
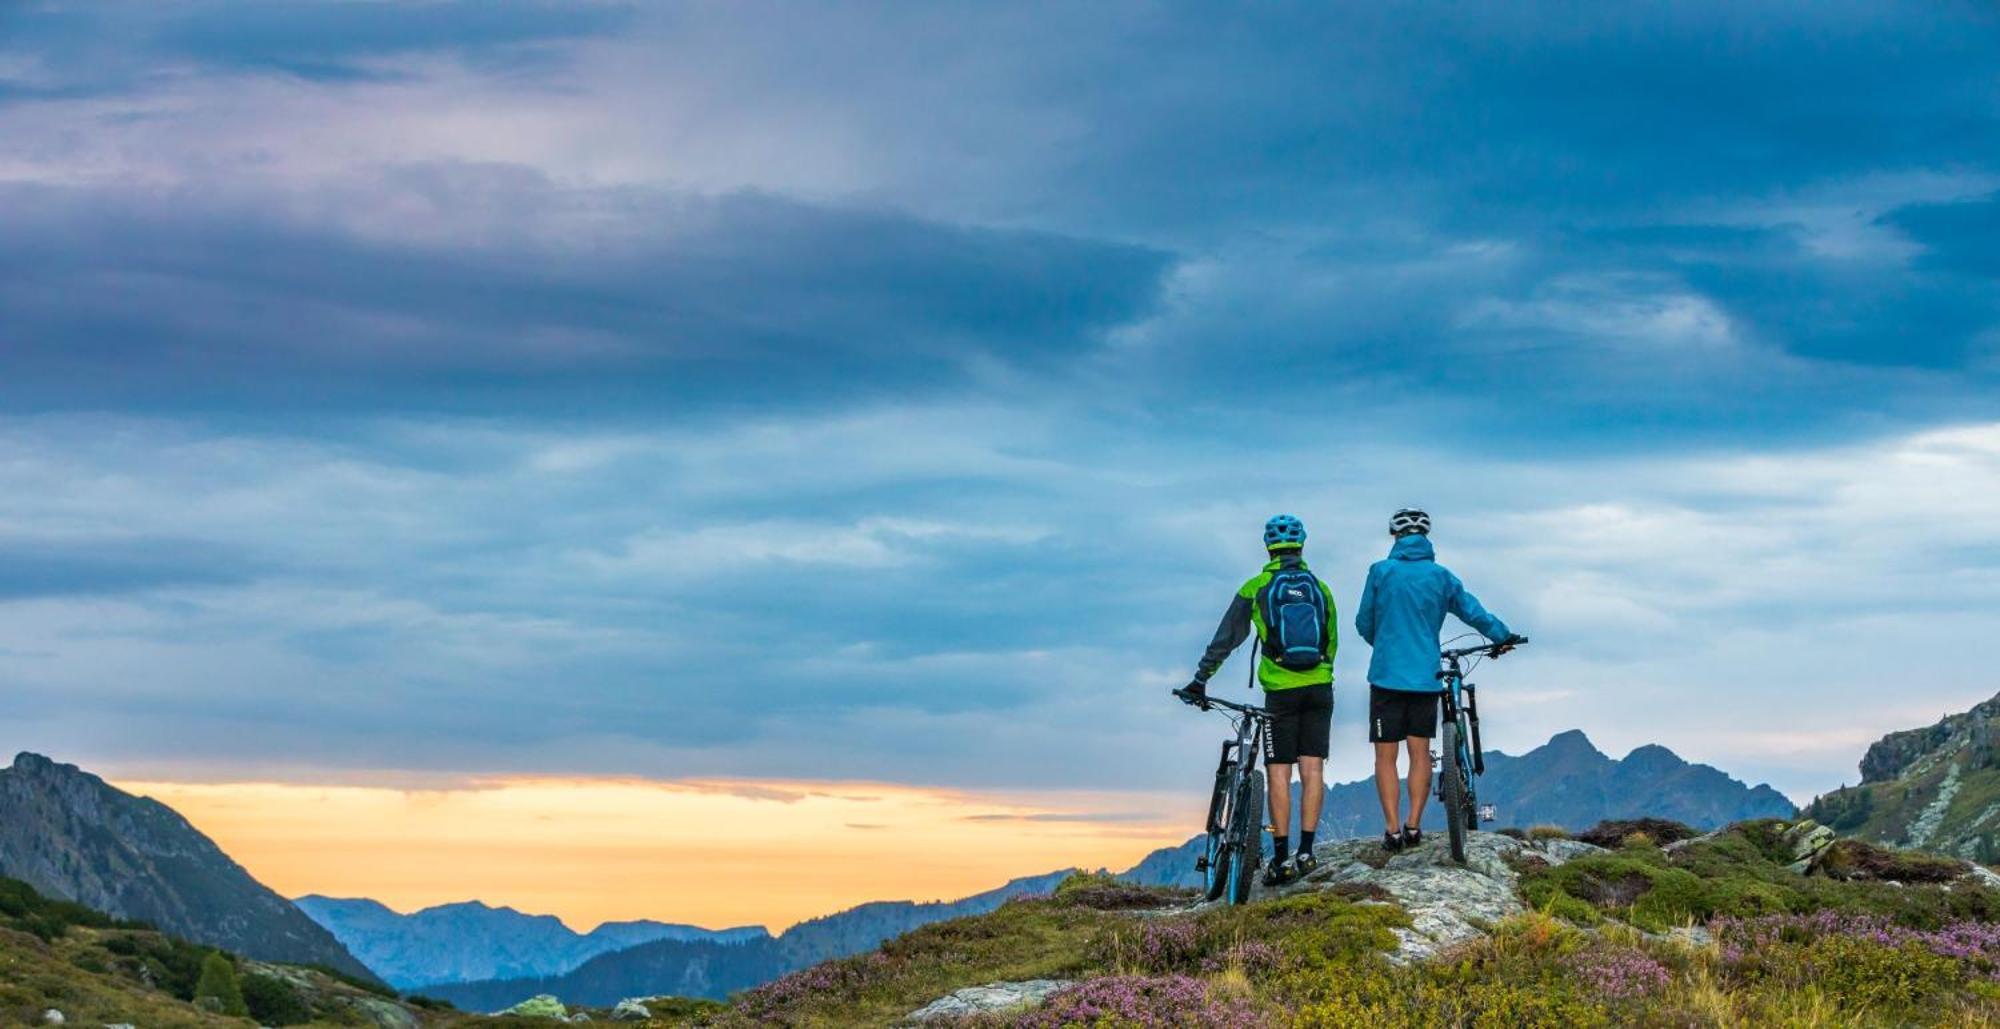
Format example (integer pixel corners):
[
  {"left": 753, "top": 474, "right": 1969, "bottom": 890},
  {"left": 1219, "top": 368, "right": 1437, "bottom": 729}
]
[{"left": 3, "top": 2, "right": 1998, "bottom": 926}]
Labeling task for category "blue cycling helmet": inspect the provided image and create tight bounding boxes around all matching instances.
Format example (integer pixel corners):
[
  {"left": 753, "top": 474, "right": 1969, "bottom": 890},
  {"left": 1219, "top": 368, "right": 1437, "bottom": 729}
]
[{"left": 1263, "top": 514, "right": 1307, "bottom": 550}]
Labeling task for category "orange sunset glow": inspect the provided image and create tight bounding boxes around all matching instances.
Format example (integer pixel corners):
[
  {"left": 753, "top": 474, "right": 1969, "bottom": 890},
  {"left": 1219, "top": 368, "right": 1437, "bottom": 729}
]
[{"left": 118, "top": 775, "right": 1193, "bottom": 932}]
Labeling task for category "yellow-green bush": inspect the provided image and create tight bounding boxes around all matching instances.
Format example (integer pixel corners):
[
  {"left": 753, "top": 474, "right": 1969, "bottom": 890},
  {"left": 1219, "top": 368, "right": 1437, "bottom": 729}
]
[{"left": 1798, "top": 937, "right": 1964, "bottom": 1012}]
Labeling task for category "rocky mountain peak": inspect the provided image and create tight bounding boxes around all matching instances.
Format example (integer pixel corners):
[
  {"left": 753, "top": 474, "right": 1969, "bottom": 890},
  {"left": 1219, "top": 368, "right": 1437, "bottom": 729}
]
[
  {"left": 13, "top": 751, "right": 59, "bottom": 773},
  {"left": 1542, "top": 729, "right": 1599, "bottom": 752},
  {"left": 0, "top": 752, "right": 375, "bottom": 981},
  {"left": 1621, "top": 744, "right": 1689, "bottom": 775},
  {"left": 1858, "top": 690, "right": 2000, "bottom": 785}
]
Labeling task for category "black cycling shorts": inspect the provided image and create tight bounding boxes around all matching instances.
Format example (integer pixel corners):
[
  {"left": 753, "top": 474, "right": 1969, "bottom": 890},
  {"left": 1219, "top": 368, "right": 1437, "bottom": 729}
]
[
  {"left": 1368, "top": 686, "right": 1440, "bottom": 743},
  {"left": 1261, "top": 683, "right": 1333, "bottom": 764}
]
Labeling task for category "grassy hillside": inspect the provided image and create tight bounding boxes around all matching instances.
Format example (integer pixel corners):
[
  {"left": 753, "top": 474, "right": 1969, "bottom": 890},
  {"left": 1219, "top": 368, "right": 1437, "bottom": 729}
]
[
  {"left": 9, "top": 824, "right": 2000, "bottom": 1026},
  {"left": 1, "top": 874, "right": 731, "bottom": 1027},
  {"left": 713, "top": 822, "right": 2000, "bottom": 1028}
]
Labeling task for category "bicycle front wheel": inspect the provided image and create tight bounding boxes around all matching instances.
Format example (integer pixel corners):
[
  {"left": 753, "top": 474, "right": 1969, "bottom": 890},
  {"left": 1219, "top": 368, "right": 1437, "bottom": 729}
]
[
  {"left": 1441, "top": 721, "right": 1470, "bottom": 863},
  {"left": 1225, "top": 773, "right": 1265, "bottom": 905}
]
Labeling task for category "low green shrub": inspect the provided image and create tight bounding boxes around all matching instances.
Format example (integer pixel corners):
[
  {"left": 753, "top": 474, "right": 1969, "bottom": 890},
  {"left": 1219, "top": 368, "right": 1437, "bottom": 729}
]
[
  {"left": 1525, "top": 822, "right": 2000, "bottom": 932},
  {"left": 1297, "top": 968, "right": 1612, "bottom": 1028},
  {"left": 1218, "top": 890, "right": 1406, "bottom": 975},
  {"left": 0, "top": 877, "right": 117, "bottom": 941},
  {"left": 1619, "top": 832, "right": 1656, "bottom": 850},
  {"left": 241, "top": 972, "right": 311, "bottom": 1025},
  {"left": 1573, "top": 818, "right": 1699, "bottom": 849},
  {"left": 1051, "top": 872, "right": 1193, "bottom": 910},
  {"left": 98, "top": 930, "right": 213, "bottom": 1001},
  {"left": 1803, "top": 937, "right": 1964, "bottom": 1011}
]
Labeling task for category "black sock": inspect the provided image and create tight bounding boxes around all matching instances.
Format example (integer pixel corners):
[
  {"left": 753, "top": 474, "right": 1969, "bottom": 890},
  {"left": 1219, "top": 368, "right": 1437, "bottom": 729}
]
[
  {"left": 1299, "top": 830, "right": 1316, "bottom": 855},
  {"left": 1272, "top": 835, "right": 1289, "bottom": 864}
]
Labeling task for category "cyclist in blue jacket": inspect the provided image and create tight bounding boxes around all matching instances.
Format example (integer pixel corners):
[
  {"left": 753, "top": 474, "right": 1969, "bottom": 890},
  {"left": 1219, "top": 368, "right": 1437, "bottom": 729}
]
[{"left": 1355, "top": 509, "right": 1522, "bottom": 851}]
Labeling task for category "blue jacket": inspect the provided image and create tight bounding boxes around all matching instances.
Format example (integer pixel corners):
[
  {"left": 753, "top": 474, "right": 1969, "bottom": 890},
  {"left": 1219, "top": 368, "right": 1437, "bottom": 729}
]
[{"left": 1354, "top": 535, "right": 1512, "bottom": 692}]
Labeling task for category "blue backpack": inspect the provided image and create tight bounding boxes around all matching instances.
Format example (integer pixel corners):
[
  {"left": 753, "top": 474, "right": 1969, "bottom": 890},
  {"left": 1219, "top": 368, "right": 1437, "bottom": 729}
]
[{"left": 1259, "top": 568, "right": 1329, "bottom": 671}]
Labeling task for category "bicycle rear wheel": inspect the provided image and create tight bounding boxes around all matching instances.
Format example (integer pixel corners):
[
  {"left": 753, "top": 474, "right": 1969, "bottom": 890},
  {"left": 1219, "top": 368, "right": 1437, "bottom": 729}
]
[
  {"left": 1225, "top": 774, "right": 1265, "bottom": 905},
  {"left": 1201, "top": 760, "right": 1236, "bottom": 901},
  {"left": 1441, "top": 721, "right": 1470, "bottom": 863}
]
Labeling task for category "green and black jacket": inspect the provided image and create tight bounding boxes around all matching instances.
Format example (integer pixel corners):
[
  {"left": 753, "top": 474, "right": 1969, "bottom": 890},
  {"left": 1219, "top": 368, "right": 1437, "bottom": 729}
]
[{"left": 1194, "top": 551, "right": 1338, "bottom": 691}]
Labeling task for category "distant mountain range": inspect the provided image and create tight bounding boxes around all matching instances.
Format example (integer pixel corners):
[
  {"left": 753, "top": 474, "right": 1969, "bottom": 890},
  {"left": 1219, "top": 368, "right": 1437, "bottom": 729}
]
[
  {"left": 1124, "top": 729, "right": 1797, "bottom": 888},
  {"left": 417, "top": 871, "right": 1072, "bottom": 1010},
  {"left": 0, "top": 752, "right": 373, "bottom": 981},
  {"left": 1805, "top": 690, "right": 2000, "bottom": 862},
  {"left": 294, "top": 895, "right": 768, "bottom": 990}
]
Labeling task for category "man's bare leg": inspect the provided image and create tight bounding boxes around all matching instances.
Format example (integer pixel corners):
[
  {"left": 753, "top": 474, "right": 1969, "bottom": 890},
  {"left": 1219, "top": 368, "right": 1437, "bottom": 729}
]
[
  {"left": 1297, "top": 756, "right": 1325, "bottom": 837},
  {"left": 1265, "top": 761, "right": 1292, "bottom": 844},
  {"left": 1372, "top": 742, "right": 1403, "bottom": 833},
  {"left": 1405, "top": 736, "right": 1432, "bottom": 830}
]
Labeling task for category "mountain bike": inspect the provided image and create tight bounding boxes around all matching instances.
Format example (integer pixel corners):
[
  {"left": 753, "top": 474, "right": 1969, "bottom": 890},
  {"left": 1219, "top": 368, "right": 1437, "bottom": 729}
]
[
  {"left": 1171, "top": 688, "right": 1270, "bottom": 904},
  {"left": 1435, "top": 636, "right": 1528, "bottom": 863}
]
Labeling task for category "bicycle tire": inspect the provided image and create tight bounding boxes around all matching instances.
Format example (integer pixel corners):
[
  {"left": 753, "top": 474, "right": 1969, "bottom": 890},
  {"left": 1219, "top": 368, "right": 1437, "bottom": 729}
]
[
  {"left": 1225, "top": 774, "right": 1265, "bottom": 905},
  {"left": 1441, "top": 721, "right": 1470, "bottom": 863},
  {"left": 1458, "top": 711, "right": 1482, "bottom": 834},
  {"left": 1201, "top": 762, "right": 1235, "bottom": 901}
]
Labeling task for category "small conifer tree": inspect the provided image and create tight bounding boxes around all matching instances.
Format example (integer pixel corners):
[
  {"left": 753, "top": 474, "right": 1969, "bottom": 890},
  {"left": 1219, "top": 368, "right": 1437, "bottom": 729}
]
[{"left": 194, "top": 951, "right": 248, "bottom": 1016}]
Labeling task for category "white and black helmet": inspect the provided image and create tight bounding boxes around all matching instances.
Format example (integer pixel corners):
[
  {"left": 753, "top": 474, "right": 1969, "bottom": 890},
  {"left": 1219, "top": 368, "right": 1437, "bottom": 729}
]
[{"left": 1389, "top": 508, "right": 1431, "bottom": 537}]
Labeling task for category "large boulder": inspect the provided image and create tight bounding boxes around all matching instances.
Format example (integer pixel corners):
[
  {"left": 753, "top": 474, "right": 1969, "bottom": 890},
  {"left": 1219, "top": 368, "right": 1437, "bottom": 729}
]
[
  {"left": 499, "top": 994, "right": 568, "bottom": 1019},
  {"left": 609, "top": 999, "right": 652, "bottom": 1022},
  {"left": 1781, "top": 819, "right": 1837, "bottom": 874}
]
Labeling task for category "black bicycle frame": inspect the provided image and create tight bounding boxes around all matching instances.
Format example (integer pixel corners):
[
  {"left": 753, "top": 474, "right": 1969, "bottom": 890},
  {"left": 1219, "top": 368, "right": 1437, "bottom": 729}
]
[
  {"left": 1439, "top": 654, "right": 1485, "bottom": 776},
  {"left": 1197, "top": 695, "right": 1270, "bottom": 781}
]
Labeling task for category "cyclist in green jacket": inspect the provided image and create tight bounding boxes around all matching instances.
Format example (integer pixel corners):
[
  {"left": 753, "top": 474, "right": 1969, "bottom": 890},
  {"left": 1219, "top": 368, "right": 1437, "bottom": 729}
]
[{"left": 1181, "top": 514, "right": 1337, "bottom": 886}]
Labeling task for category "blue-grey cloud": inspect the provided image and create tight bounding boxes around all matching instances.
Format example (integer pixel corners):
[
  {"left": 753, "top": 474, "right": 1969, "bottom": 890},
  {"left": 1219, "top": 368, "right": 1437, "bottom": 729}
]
[
  {"left": 0, "top": 1, "right": 631, "bottom": 93},
  {"left": 0, "top": 2, "right": 1997, "bottom": 808},
  {"left": 0, "top": 177, "right": 1171, "bottom": 411},
  {"left": 0, "top": 539, "right": 258, "bottom": 598}
]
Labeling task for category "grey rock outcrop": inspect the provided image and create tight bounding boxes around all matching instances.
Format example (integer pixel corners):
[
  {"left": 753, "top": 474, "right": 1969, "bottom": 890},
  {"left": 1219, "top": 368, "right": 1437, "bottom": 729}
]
[
  {"left": 1246, "top": 830, "right": 1604, "bottom": 961},
  {"left": 905, "top": 980, "right": 1073, "bottom": 1023}
]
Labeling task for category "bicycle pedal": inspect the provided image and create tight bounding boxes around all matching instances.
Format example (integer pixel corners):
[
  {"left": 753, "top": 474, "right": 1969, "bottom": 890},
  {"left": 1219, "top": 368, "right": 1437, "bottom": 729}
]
[{"left": 1195, "top": 857, "right": 1209, "bottom": 872}]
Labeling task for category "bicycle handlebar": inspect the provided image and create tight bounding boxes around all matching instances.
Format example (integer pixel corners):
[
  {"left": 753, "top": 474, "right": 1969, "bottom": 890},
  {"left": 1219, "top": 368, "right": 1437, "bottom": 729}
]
[
  {"left": 1440, "top": 636, "right": 1530, "bottom": 661},
  {"left": 1170, "top": 688, "right": 1273, "bottom": 719}
]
